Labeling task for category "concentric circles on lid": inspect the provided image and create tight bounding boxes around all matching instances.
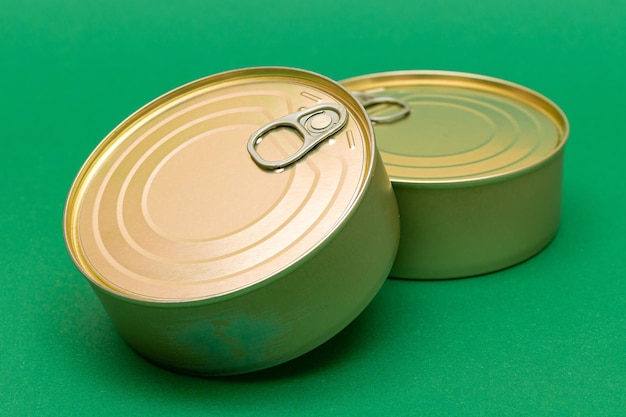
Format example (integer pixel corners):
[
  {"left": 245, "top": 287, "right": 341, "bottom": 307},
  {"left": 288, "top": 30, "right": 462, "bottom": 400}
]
[
  {"left": 64, "top": 67, "right": 374, "bottom": 302},
  {"left": 342, "top": 70, "right": 569, "bottom": 186}
]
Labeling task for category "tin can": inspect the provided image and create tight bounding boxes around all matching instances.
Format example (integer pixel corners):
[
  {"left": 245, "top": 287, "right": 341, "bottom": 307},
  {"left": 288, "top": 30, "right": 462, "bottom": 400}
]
[
  {"left": 64, "top": 67, "right": 400, "bottom": 375},
  {"left": 341, "top": 71, "right": 569, "bottom": 279}
]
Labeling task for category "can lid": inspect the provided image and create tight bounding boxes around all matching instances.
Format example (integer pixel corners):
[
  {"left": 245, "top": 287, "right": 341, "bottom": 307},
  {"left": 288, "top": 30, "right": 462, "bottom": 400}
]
[
  {"left": 64, "top": 68, "right": 373, "bottom": 302},
  {"left": 342, "top": 71, "right": 569, "bottom": 187}
]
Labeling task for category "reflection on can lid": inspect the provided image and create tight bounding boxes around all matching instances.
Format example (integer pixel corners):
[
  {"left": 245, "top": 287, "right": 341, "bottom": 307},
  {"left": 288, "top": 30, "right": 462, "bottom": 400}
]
[
  {"left": 65, "top": 68, "right": 373, "bottom": 302},
  {"left": 343, "top": 71, "right": 569, "bottom": 187}
]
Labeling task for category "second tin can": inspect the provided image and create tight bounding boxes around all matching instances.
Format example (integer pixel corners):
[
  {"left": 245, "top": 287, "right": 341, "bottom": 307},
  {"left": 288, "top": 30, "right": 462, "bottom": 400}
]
[
  {"left": 342, "top": 71, "right": 570, "bottom": 279},
  {"left": 64, "top": 67, "right": 400, "bottom": 375}
]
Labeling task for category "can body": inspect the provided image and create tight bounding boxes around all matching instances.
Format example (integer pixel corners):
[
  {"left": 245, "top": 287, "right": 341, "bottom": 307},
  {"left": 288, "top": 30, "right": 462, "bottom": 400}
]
[{"left": 391, "top": 152, "right": 563, "bottom": 279}]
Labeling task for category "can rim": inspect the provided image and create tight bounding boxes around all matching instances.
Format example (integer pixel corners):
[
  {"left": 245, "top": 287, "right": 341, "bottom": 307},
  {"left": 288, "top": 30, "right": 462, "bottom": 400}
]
[
  {"left": 341, "top": 70, "right": 570, "bottom": 189},
  {"left": 63, "top": 66, "right": 377, "bottom": 305}
]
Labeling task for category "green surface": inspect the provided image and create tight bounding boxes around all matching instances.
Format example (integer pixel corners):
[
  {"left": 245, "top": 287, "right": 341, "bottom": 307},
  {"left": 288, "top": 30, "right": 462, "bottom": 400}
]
[{"left": 2, "top": 0, "right": 625, "bottom": 415}]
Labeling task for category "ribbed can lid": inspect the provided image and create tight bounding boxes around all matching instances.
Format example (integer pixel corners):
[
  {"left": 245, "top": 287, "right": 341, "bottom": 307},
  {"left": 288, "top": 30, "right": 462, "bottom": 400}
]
[
  {"left": 342, "top": 70, "right": 569, "bottom": 187},
  {"left": 64, "top": 67, "right": 374, "bottom": 302}
]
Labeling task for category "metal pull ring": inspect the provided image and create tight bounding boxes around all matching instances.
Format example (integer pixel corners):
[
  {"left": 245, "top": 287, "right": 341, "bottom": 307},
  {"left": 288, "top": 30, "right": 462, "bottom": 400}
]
[
  {"left": 353, "top": 92, "right": 411, "bottom": 124},
  {"left": 248, "top": 103, "right": 348, "bottom": 170}
]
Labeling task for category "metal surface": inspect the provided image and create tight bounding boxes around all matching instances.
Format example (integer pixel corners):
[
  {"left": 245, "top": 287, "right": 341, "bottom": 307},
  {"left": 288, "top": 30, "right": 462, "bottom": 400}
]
[
  {"left": 352, "top": 92, "right": 411, "bottom": 124},
  {"left": 64, "top": 67, "right": 400, "bottom": 374},
  {"left": 342, "top": 70, "right": 569, "bottom": 279},
  {"left": 247, "top": 103, "right": 348, "bottom": 169}
]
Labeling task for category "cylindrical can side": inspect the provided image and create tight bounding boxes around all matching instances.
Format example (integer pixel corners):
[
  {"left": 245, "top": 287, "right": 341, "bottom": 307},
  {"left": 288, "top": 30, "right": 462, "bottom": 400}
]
[
  {"left": 92, "top": 152, "right": 399, "bottom": 375},
  {"left": 390, "top": 152, "right": 564, "bottom": 279}
]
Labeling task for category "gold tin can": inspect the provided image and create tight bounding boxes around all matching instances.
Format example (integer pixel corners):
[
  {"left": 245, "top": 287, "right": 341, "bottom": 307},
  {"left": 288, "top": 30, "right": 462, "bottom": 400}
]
[
  {"left": 64, "top": 67, "right": 400, "bottom": 375},
  {"left": 341, "top": 71, "right": 569, "bottom": 279}
]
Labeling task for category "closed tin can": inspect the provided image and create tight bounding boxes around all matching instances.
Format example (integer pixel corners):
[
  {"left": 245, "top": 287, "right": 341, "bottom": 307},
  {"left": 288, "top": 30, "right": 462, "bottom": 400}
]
[
  {"left": 342, "top": 71, "right": 569, "bottom": 279},
  {"left": 64, "top": 67, "right": 400, "bottom": 375}
]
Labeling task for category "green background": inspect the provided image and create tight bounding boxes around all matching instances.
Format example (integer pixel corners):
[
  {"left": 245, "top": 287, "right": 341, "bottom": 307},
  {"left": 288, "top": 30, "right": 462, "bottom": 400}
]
[{"left": 2, "top": 1, "right": 625, "bottom": 415}]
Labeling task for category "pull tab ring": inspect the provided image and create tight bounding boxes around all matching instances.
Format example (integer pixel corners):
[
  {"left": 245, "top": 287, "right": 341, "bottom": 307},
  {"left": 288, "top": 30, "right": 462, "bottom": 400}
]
[
  {"left": 247, "top": 103, "right": 348, "bottom": 170},
  {"left": 353, "top": 92, "right": 411, "bottom": 124}
]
